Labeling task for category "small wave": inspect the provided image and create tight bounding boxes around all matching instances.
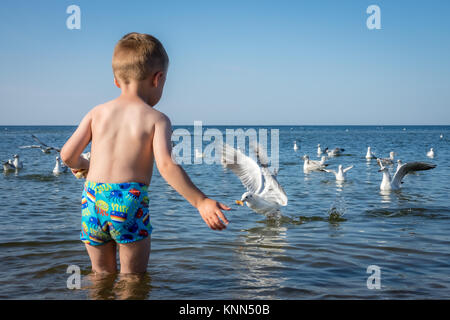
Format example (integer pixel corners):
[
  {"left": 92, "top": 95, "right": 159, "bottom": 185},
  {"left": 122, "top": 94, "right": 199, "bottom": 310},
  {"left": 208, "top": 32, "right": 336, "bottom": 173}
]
[{"left": 365, "top": 207, "right": 450, "bottom": 219}]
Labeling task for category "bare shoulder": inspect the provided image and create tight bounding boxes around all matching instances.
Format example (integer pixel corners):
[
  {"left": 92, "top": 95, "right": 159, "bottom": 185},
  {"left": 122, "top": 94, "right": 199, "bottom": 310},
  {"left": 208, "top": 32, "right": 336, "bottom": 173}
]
[{"left": 147, "top": 108, "right": 172, "bottom": 128}]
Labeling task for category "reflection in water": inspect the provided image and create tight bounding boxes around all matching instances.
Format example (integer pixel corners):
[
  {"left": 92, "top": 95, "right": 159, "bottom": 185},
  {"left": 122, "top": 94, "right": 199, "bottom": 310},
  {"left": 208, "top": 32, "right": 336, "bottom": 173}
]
[
  {"left": 380, "top": 190, "right": 392, "bottom": 204},
  {"left": 235, "top": 214, "right": 288, "bottom": 298},
  {"left": 335, "top": 180, "right": 344, "bottom": 192},
  {"left": 84, "top": 272, "right": 152, "bottom": 300}
]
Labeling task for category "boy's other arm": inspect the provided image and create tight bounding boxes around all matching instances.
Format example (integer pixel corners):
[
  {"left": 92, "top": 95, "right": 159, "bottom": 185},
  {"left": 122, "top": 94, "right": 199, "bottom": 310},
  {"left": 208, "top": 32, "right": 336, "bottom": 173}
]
[
  {"left": 60, "top": 111, "right": 92, "bottom": 170},
  {"left": 153, "top": 115, "right": 230, "bottom": 231}
]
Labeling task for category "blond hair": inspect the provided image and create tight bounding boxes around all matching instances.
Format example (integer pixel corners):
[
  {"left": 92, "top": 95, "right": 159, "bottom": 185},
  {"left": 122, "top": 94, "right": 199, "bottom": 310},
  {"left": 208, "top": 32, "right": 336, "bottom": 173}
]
[{"left": 112, "top": 32, "right": 169, "bottom": 84}]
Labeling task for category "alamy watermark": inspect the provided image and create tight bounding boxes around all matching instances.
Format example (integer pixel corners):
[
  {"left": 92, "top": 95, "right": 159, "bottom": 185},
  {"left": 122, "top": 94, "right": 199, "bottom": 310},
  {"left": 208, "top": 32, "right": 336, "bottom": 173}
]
[
  {"left": 66, "top": 5, "right": 81, "bottom": 30},
  {"left": 366, "top": 5, "right": 381, "bottom": 30},
  {"left": 66, "top": 264, "right": 81, "bottom": 289},
  {"left": 171, "top": 121, "right": 280, "bottom": 171},
  {"left": 366, "top": 265, "right": 381, "bottom": 289}
]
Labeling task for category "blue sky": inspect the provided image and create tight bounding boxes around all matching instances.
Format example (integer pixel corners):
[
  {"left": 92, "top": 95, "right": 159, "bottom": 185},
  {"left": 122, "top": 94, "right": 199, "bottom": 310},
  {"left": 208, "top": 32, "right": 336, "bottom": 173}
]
[{"left": 0, "top": 0, "right": 449, "bottom": 125}]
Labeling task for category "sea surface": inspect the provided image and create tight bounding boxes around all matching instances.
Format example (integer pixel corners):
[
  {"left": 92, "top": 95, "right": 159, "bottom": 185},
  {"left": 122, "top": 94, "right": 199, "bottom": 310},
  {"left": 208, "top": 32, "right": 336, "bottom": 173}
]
[{"left": 0, "top": 125, "right": 449, "bottom": 299}]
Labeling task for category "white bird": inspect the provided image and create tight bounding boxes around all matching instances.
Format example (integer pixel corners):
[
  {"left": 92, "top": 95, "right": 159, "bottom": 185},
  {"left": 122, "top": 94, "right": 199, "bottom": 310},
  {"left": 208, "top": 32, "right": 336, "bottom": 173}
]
[
  {"left": 323, "top": 164, "right": 353, "bottom": 181},
  {"left": 53, "top": 156, "right": 68, "bottom": 174},
  {"left": 28, "top": 134, "right": 61, "bottom": 153},
  {"left": 194, "top": 148, "right": 204, "bottom": 159},
  {"left": 365, "top": 147, "right": 376, "bottom": 159},
  {"left": 19, "top": 144, "right": 57, "bottom": 154},
  {"left": 317, "top": 144, "right": 323, "bottom": 155},
  {"left": 12, "top": 154, "right": 23, "bottom": 169},
  {"left": 440, "top": 134, "right": 444, "bottom": 139},
  {"left": 325, "top": 147, "right": 345, "bottom": 157},
  {"left": 378, "top": 151, "right": 396, "bottom": 165},
  {"left": 377, "top": 159, "right": 436, "bottom": 191},
  {"left": 303, "top": 155, "right": 328, "bottom": 172},
  {"left": 2, "top": 161, "right": 15, "bottom": 172},
  {"left": 221, "top": 143, "right": 288, "bottom": 214},
  {"left": 293, "top": 141, "right": 299, "bottom": 151},
  {"left": 426, "top": 148, "right": 435, "bottom": 158}
]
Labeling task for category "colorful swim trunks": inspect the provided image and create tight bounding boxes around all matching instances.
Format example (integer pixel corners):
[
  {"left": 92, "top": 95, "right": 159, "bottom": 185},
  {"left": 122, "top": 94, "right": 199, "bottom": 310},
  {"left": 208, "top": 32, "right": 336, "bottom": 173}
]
[{"left": 80, "top": 181, "right": 152, "bottom": 246}]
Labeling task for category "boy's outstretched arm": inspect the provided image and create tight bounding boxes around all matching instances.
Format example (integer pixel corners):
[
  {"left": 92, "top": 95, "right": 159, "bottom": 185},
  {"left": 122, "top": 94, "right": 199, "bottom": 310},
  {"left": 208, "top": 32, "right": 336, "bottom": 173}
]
[
  {"left": 60, "top": 111, "right": 92, "bottom": 170},
  {"left": 153, "top": 114, "right": 230, "bottom": 231}
]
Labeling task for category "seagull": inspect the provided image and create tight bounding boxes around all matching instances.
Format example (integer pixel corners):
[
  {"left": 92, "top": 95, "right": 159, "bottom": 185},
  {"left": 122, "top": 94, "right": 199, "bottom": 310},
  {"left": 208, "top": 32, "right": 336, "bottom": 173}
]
[
  {"left": 365, "top": 147, "right": 376, "bottom": 159},
  {"left": 221, "top": 143, "right": 288, "bottom": 214},
  {"left": 24, "top": 134, "right": 61, "bottom": 154},
  {"left": 293, "top": 141, "right": 299, "bottom": 151},
  {"left": 325, "top": 147, "right": 345, "bottom": 157},
  {"left": 440, "top": 134, "right": 444, "bottom": 139},
  {"left": 303, "top": 155, "right": 328, "bottom": 172},
  {"left": 2, "top": 161, "right": 15, "bottom": 172},
  {"left": 19, "top": 144, "right": 57, "bottom": 154},
  {"left": 377, "top": 159, "right": 436, "bottom": 191},
  {"left": 427, "top": 148, "right": 435, "bottom": 158},
  {"left": 53, "top": 156, "right": 68, "bottom": 174},
  {"left": 323, "top": 164, "right": 354, "bottom": 181},
  {"left": 12, "top": 154, "right": 23, "bottom": 169},
  {"left": 377, "top": 151, "right": 396, "bottom": 165},
  {"left": 317, "top": 144, "right": 323, "bottom": 155}
]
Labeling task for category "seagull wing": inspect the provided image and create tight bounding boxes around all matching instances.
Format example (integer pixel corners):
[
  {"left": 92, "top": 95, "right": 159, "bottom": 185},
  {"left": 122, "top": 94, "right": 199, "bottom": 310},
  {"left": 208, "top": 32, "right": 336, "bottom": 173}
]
[
  {"left": 221, "top": 144, "right": 263, "bottom": 194},
  {"left": 343, "top": 165, "right": 354, "bottom": 173},
  {"left": 392, "top": 162, "right": 436, "bottom": 187},
  {"left": 251, "top": 142, "right": 287, "bottom": 206},
  {"left": 31, "top": 134, "right": 61, "bottom": 152},
  {"left": 19, "top": 145, "right": 42, "bottom": 149},
  {"left": 259, "top": 167, "right": 288, "bottom": 206}
]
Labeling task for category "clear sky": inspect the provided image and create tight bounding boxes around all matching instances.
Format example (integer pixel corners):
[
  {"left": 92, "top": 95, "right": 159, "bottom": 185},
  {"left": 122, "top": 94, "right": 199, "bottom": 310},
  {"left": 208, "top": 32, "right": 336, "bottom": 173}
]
[{"left": 0, "top": 0, "right": 449, "bottom": 125}]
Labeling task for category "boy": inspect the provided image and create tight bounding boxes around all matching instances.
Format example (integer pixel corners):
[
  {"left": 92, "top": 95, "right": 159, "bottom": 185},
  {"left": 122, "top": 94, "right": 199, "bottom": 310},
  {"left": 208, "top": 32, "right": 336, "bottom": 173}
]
[{"left": 61, "top": 33, "right": 230, "bottom": 274}]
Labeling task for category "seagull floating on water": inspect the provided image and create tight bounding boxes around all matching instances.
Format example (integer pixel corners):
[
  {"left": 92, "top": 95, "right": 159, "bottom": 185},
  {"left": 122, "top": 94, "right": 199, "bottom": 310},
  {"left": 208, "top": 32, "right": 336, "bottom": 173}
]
[
  {"left": 377, "top": 159, "right": 436, "bottom": 191},
  {"left": 293, "top": 141, "right": 299, "bottom": 151},
  {"left": 377, "top": 151, "right": 396, "bottom": 165},
  {"left": 53, "top": 156, "right": 68, "bottom": 174},
  {"left": 303, "top": 155, "right": 328, "bottom": 172},
  {"left": 426, "top": 148, "right": 435, "bottom": 158},
  {"left": 12, "top": 154, "right": 23, "bottom": 169},
  {"left": 317, "top": 144, "right": 323, "bottom": 155},
  {"left": 323, "top": 164, "right": 353, "bottom": 181},
  {"left": 221, "top": 143, "right": 288, "bottom": 214},
  {"left": 2, "top": 161, "right": 15, "bottom": 172},
  {"left": 325, "top": 147, "right": 345, "bottom": 157},
  {"left": 365, "top": 147, "right": 376, "bottom": 160}
]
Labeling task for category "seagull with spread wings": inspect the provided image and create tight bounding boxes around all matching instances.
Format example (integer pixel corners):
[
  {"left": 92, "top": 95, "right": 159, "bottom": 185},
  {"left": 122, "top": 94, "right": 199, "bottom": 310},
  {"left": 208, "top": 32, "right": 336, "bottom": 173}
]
[
  {"left": 323, "top": 164, "right": 354, "bottom": 181},
  {"left": 377, "top": 158, "right": 436, "bottom": 191},
  {"left": 19, "top": 134, "right": 61, "bottom": 154},
  {"left": 221, "top": 143, "right": 288, "bottom": 214}
]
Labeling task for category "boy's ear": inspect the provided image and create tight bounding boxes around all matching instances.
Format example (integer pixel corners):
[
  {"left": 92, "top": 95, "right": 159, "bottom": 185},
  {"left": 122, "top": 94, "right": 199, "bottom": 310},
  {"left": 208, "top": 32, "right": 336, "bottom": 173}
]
[
  {"left": 114, "top": 77, "right": 121, "bottom": 88},
  {"left": 152, "top": 71, "right": 164, "bottom": 88}
]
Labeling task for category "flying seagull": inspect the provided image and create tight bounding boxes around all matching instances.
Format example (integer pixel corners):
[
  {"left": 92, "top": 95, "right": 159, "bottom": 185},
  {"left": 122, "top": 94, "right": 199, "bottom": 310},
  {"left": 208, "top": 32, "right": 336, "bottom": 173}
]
[{"left": 221, "top": 143, "right": 288, "bottom": 214}]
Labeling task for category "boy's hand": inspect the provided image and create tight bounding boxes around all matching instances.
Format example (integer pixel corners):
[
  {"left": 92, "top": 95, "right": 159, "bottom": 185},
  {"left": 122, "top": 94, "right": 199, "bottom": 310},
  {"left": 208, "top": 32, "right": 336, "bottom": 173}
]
[
  {"left": 197, "top": 198, "right": 231, "bottom": 230},
  {"left": 71, "top": 168, "right": 88, "bottom": 179}
]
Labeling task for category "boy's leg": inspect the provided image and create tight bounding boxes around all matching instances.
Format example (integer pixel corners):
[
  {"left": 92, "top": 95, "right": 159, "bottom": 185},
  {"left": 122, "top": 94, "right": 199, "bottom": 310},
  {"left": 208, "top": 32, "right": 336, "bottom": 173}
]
[
  {"left": 118, "top": 237, "right": 151, "bottom": 274},
  {"left": 85, "top": 241, "right": 117, "bottom": 274}
]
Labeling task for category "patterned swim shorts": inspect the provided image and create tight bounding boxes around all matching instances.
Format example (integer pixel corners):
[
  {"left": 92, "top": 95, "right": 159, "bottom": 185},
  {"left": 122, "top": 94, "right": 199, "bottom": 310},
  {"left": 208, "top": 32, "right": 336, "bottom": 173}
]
[{"left": 80, "top": 181, "right": 152, "bottom": 246}]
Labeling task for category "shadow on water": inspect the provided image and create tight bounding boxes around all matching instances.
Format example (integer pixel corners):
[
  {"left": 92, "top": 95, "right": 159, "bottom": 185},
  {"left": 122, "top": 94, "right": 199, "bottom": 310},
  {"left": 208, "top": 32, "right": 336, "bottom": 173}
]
[{"left": 82, "top": 272, "right": 152, "bottom": 300}]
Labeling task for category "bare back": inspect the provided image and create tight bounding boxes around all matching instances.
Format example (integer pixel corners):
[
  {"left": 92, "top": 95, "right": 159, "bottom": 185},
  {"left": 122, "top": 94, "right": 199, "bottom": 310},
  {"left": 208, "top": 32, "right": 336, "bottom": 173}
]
[{"left": 87, "top": 97, "right": 161, "bottom": 185}]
